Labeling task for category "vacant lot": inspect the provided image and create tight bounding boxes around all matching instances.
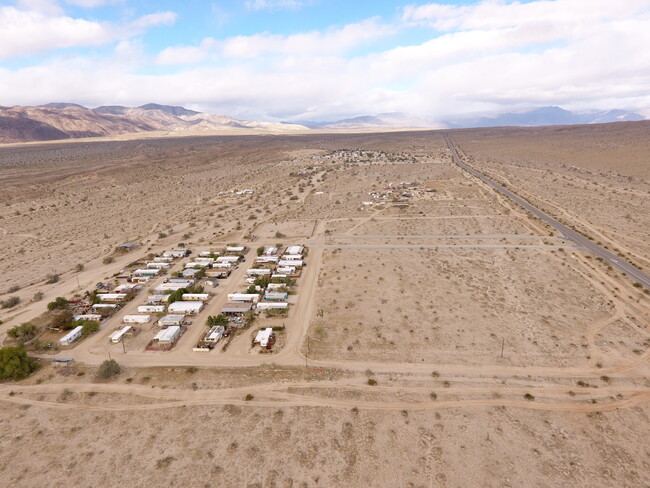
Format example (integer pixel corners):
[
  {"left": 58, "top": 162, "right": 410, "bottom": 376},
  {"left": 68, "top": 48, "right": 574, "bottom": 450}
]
[{"left": 308, "top": 247, "right": 614, "bottom": 367}]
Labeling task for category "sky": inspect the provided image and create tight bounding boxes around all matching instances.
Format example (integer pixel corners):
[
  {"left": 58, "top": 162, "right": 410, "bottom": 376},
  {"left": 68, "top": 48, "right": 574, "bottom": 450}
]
[{"left": 1, "top": 0, "right": 650, "bottom": 122}]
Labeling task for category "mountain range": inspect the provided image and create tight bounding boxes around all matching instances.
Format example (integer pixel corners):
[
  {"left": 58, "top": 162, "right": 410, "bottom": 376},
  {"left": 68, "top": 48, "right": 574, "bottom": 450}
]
[
  {"left": 0, "top": 103, "right": 308, "bottom": 144},
  {"left": 0, "top": 104, "right": 647, "bottom": 144}
]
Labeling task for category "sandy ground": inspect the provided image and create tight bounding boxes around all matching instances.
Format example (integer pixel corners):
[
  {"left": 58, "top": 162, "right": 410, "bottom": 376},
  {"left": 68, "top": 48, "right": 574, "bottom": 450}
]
[{"left": 1, "top": 126, "right": 649, "bottom": 486}]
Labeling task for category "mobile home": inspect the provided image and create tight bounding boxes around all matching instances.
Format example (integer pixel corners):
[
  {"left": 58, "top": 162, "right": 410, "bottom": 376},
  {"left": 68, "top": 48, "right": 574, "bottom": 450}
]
[
  {"left": 168, "top": 301, "right": 204, "bottom": 315},
  {"left": 60, "top": 325, "right": 83, "bottom": 346},
  {"left": 110, "top": 326, "right": 133, "bottom": 343},
  {"left": 123, "top": 314, "right": 151, "bottom": 324}
]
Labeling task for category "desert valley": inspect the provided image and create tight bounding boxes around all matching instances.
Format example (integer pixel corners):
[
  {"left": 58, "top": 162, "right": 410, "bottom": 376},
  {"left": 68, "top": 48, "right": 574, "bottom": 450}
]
[{"left": 0, "top": 121, "right": 648, "bottom": 487}]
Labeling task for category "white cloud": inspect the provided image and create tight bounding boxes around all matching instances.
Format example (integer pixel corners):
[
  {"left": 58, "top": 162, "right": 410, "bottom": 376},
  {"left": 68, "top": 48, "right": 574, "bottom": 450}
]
[
  {"left": 155, "top": 17, "right": 395, "bottom": 64},
  {"left": 245, "top": 0, "right": 312, "bottom": 12},
  {"left": 64, "top": 0, "right": 125, "bottom": 7},
  {"left": 0, "top": 6, "right": 111, "bottom": 59},
  {"left": 0, "top": 6, "right": 177, "bottom": 60}
]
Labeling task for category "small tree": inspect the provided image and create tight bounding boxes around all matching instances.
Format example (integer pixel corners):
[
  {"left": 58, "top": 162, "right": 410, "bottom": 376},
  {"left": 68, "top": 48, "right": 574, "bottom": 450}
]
[
  {"left": 0, "top": 347, "right": 39, "bottom": 381},
  {"left": 7, "top": 323, "right": 38, "bottom": 342},
  {"left": 96, "top": 359, "right": 121, "bottom": 379},
  {"left": 75, "top": 263, "right": 85, "bottom": 272},
  {"left": 33, "top": 291, "right": 44, "bottom": 302},
  {"left": 206, "top": 315, "right": 229, "bottom": 327},
  {"left": 47, "top": 297, "right": 69, "bottom": 311},
  {"left": 256, "top": 246, "right": 265, "bottom": 256}
]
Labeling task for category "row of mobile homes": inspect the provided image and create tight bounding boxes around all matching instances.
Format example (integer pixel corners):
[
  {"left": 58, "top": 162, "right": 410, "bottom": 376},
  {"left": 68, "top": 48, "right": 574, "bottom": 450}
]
[
  {"left": 138, "top": 305, "right": 166, "bottom": 313},
  {"left": 158, "top": 314, "right": 185, "bottom": 326},
  {"left": 110, "top": 326, "right": 133, "bottom": 343},
  {"left": 60, "top": 325, "right": 84, "bottom": 346},
  {"left": 168, "top": 301, "right": 204, "bottom": 315},
  {"left": 123, "top": 314, "right": 151, "bottom": 324}
]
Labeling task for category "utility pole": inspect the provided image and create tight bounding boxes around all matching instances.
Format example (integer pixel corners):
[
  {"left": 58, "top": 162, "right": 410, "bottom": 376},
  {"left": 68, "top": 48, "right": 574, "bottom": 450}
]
[{"left": 501, "top": 338, "right": 505, "bottom": 358}]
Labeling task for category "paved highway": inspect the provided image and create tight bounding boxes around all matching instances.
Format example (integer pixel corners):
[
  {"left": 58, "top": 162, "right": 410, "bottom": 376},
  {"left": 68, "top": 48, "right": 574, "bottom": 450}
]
[{"left": 444, "top": 134, "right": 650, "bottom": 291}]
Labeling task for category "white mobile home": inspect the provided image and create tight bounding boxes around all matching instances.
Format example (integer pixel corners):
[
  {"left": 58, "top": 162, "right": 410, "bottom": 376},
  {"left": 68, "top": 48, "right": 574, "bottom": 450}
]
[
  {"left": 194, "top": 257, "right": 215, "bottom": 263},
  {"left": 278, "top": 260, "right": 303, "bottom": 268},
  {"left": 138, "top": 305, "right": 166, "bottom": 313},
  {"left": 281, "top": 254, "right": 303, "bottom": 261},
  {"left": 110, "top": 326, "right": 133, "bottom": 343},
  {"left": 168, "top": 301, "right": 204, "bottom": 315},
  {"left": 216, "top": 256, "right": 240, "bottom": 264},
  {"left": 256, "top": 302, "right": 288, "bottom": 310},
  {"left": 185, "top": 262, "right": 209, "bottom": 269},
  {"left": 226, "top": 246, "right": 246, "bottom": 254},
  {"left": 265, "top": 291, "right": 288, "bottom": 301},
  {"left": 98, "top": 293, "right": 127, "bottom": 303},
  {"left": 255, "top": 256, "right": 279, "bottom": 264},
  {"left": 254, "top": 328, "right": 274, "bottom": 348},
  {"left": 263, "top": 247, "right": 278, "bottom": 256},
  {"left": 247, "top": 268, "right": 272, "bottom": 277},
  {"left": 154, "top": 326, "right": 181, "bottom": 344},
  {"left": 114, "top": 283, "right": 140, "bottom": 294},
  {"left": 205, "top": 325, "right": 225, "bottom": 343},
  {"left": 147, "top": 294, "right": 170, "bottom": 304},
  {"left": 286, "top": 245, "right": 304, "bottom": 255},
  {"left": 158, "top": 314, "right": 185, "bottom": 326},
  {"left": 276, "top": 266, "right": 297, "bottom": 275},
  {"left": 162, "top": 250, "right": 188, "bottom": 258},
  {"left": 153, "top": 256, "right": 174, "bottom": 263},
  {"left": 227, "top": 293, "right": 260, "bottom": 303},
  {"left": 133, "top": 268, "right": 160, "bottom": 277},
  {"left": 181, "top": 293, "right": 210, "bottom": 302},
  {"left": 147, "top": 262, "right": 170, "bottom": 269},
  {"left": 60, "top": 325, "right": 84, "bottom": 346},
  {"left": 123, "top": 314, "right": 151, "bottom": 324},
  {"left": 72, "top": 314, "right": 102, "bottom": 322}
]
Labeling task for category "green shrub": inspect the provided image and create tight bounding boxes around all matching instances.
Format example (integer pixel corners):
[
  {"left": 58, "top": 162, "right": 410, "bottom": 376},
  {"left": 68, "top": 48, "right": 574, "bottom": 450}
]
[
  {"left": 46, "top": 273, "right": 60, "bottom": 284},
  {"left": 7, "top": 323, "right": 38, "bottom": 342},
  {"left": 96, "top": 359, "right": 121, "bottom": 379},
  {"left": 0, "top": 347, "right": 39, "bottom": 381},
  {"left": 47, "top": 297, "right": 69, "bottom": 311}
]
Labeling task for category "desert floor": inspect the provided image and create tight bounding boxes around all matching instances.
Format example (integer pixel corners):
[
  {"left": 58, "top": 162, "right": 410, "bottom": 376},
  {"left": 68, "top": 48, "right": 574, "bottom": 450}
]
[{"left": 0, "top": 125, "right": 649, "bottom": 487}]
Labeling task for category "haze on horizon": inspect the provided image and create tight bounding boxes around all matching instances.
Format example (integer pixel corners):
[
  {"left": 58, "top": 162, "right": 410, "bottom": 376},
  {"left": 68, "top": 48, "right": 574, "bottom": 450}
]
[{"left": 1, "top": 0, "right": 650, "bottom": 122}]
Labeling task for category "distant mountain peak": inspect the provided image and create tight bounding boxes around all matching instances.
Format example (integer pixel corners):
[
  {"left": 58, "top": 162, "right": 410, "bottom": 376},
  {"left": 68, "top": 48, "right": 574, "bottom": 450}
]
[
  {"left": 137, "top": 103, "right": 201, "bottom": 117},
  {"left": 39, "top": 102, "right": 87, "bottom": 110}
]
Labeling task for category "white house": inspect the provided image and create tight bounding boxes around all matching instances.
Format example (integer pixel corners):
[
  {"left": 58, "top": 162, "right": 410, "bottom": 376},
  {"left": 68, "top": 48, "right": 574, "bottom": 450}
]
[
  {"left": 168, "top": 301, "right": 204, "bottom": 315},
  {"left": 226, "top": 246, "right": 246, "bottom": 254},
  {"left": 247, "top": 268, "right": 272, "bottom": 277},
  {"left": 181, "top": 293, "right": 210, "bottom": 302},
  {"left": 227, "top": 293, "right": 260, "bottom": 303},
  {"left": 138, "top": 305, "right": 166, "bottom": 313},
  {"left": 60, "top": 325, "right": 84, "bottom": 346},
  {"left": 98, "top": 293, "right": 127, "bottom": 303},
  {"left": 254, "top": 328, "right": 274, "bottom": 348},
  {"left": 158, "top": 314, "right": 185, "bottom": 326},
  {"left": 278, "top": 260, "right": 303, "bottom": 268},
  {"left": 123, "top": 314, "right": 151, "bottom": 324},
  {"left": 205, "top": 325, "right": 225, "bottom": 343},
  {"left": 133, "top": 268, "right": 160, "bottom": 277},
  {"left": 147, "top": 262, "right": 170, "bottom": 269},
  {"left": 154, "top": 326, "right": 181, "bottom": 344},
  {"left": 286, "top": 245, "right": 304, "bottom": 255},
  {"left": 256, "top": 302, "right": 288, "bottom": 310}
]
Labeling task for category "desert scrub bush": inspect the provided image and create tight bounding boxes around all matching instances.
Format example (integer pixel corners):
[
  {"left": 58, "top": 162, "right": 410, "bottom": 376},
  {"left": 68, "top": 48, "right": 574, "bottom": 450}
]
[
  {"left": 7, "top": 322, "right": 38, "bottom": 342},
  {"left": 1, "top": 296, "right": 20, "bottom": 309},
  {"left": 245, "top": 393, "right": 254, "bottom": 401},
  {"left": 96, "top": 359, "right": 121, "bottom": 379},
  {"left": 367, "top": 378, "right": 377, "bottom": 386},
  {"left": 524, "top": 393, "right": 535, "bottom": 401},
  {"left": 102, "top": 256, "right": 114, "bottom": 265},
  {"left": 45, "top": 273, "right": 60, "bottom": 284},
  {"left": 33, "top": 291, "right": 44, "bottom": 302}
]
